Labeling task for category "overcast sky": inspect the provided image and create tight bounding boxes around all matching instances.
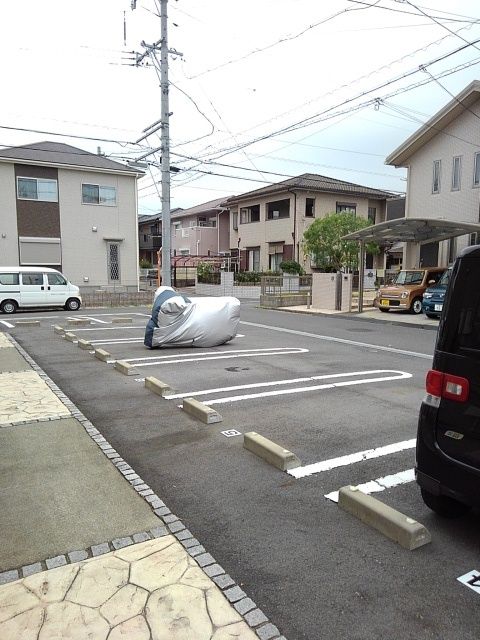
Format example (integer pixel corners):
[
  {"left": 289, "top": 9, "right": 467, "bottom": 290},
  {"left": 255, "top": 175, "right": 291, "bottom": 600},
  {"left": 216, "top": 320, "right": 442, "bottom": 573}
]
[{"left": 1, "top": 0, "right": 480, "bottom": 213}]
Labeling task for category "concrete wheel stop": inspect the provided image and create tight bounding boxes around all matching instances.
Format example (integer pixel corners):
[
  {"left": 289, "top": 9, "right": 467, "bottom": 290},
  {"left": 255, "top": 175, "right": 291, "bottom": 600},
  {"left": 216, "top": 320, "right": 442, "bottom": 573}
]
[
  {"left": 338, "top": 485, "right": 431, "bottom": 550},
  {"left": 243, "top": 432, "right": 301, "bottom": 471},
  {"left": 182, "top": 397, "right": 222, "bottom": 424}
]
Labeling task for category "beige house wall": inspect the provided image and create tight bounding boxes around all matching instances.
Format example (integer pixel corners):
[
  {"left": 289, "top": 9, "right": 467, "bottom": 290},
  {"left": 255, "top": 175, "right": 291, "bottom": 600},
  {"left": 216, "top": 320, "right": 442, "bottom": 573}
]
[
  {"left": 402, "top": 98, "right": 480, "bottom": 267},
  {"left": 58, "top": 169, "right": 139, "bottom": 289},
  {"left": 0, "top": 163, "right": 19, "bottom": 265},
  {"left": 229, "top": 189, "right": 385, "bottom": 272}
]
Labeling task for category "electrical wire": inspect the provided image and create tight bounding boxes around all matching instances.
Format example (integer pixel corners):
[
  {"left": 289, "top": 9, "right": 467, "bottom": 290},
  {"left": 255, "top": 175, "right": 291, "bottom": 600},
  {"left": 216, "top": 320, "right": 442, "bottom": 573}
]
[
  {"left": 402, "top": 0, "right": 480, "bottom": 53},
  {"left": 185, "top": 2, "right": 382, "bottom": 80}
]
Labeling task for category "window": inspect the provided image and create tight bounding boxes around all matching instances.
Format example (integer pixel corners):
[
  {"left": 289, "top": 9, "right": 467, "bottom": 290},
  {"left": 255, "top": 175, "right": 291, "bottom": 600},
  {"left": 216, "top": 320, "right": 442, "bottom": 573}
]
[
  {"left": 47, "top": 273, "right": 66, "bottom": 286},
  {"left": 336, "top": 202, "right": 356, "bottom": 214},
  {"left": 452, "top": 156, "right": 462, "bottom": 191},
  {"left": 0, "top": 273, "right": 19, "bottom": 286},
  {"left": 82, "top": 184, "right": 117, "bottom": 206},
  {"left": 469, "top": 233, "right": 479, "bottom": 246},
  {"left": 232, "top": 212, "right": 238, "bottom": 230},
  {"left": 143, "top": 234, "right": 148, "bottom": 242},
  {"left": 107, "top": 243, "right": 120, "bottom": 282},
  {"left": 368, "top": 207, "right": 376, "bottom": 224},
  {"left": 432, "top": 160, "right": 441, "bottom": 193},
  {"left": 267, "top": 199, "right": 290, "bottom": 220},
  {"left": 247, "top": 247, "right": 260, "bottom": 271},
  {"left": 21, "top": 273, "right": 43, "bottom": 286},
  {"left": 474, "top": 152, "right": 480, "bottom": 187},
  {"left": 240, "top": 205, "right": 260, "bottom": 224},
  {"left": 179, "top": 249, "right": 190, "bottom": 256},
  {"left": 17, "top": 177, "right": 58, "bottom": 202},
  {"left": 268, "top": 243, "right": 284, "bottom": 271},
  {"left": 305, "top": 198, "right": 315, "bottom": 217}
]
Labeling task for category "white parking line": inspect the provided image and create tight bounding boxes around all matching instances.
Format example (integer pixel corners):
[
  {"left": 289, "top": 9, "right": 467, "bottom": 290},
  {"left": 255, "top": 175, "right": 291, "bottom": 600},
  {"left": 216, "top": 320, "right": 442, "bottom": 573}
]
[
  {"left": 165, "top": 370, "right": 411, "bottom": 401},
  {"left": 107, "top": 347, "right": 309, "bottom": 366},
  {"left": 202, "top": 370, "right": 412, "bottom": 406},
  {"left": 325, "top": 469, "right": 415, "bottom": 503},
  {"left": 90, "top": 338, "right": 144, "bottom": 345},
  {"left": 240, "top": 321, "right": 432, "bottom": 360},
  {"left": 74, "top": 316, "right": 109, "bottom": 324},
  {"left": 288, "top": 437, "right": 416, "bottom": 479},
  {"left": 0, "top": 320, "right": 14, "bottom": 328},
  {"left": 74, "top": 326, "right": 146, "bottom": 332}
]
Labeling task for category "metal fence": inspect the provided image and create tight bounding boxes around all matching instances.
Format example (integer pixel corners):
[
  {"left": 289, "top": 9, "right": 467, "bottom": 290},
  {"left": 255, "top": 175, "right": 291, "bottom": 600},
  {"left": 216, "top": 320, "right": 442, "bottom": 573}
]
[{"left": 260, "top": 275, "right": 312, "bottom": 308}]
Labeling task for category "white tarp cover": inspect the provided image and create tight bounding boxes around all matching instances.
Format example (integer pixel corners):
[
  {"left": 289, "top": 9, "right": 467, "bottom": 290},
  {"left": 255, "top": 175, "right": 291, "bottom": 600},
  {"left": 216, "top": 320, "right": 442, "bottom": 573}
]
[{"left": 144, "top": 286, "right": 240, "bottom": 348}]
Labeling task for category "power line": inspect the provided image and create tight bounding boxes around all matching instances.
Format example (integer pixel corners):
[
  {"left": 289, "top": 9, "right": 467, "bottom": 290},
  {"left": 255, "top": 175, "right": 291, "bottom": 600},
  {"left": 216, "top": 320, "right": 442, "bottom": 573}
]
[
  {"left": 345, "top": 0, "right": 480, "bottom": 24},
  {"left": 402, "top": 0, "right": 480, "bottom": 53},
  {"left": 180, "top": 43, "right": 480, "bottom": 164},
  {"left": 184, "top": 2, "right": 382, "bottom": 80}
]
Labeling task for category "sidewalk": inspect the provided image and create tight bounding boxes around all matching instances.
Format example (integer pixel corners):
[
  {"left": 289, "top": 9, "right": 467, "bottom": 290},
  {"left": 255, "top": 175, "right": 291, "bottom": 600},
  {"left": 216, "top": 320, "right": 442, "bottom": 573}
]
[
  {"left": 275, "top": 305, "right": 440, "bottom": 330},
  {"left": 0, "top": 331, "right": 281, "bottom": 640}
]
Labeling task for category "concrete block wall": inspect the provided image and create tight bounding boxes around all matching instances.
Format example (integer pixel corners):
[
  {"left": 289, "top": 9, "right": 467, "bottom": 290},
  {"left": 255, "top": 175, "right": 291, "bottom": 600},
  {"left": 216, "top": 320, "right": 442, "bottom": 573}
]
[
  {"left": 312, "top": 273, "right": 337, "bottom": 310},
  {"left": 195, "top": 272, "right": 261, "bottom": 299}
]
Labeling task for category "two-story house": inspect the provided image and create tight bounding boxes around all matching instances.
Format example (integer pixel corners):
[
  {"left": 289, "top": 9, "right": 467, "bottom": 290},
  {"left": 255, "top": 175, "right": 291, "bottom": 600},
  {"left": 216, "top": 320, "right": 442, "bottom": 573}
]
[
  {"left": 0, "top": 141, "right": 143, "bottom": 291},
  {"left": 386, "top": 80, "right": 480, "bottom": 267},
  {"left": 138, "top": 208, "right": 183, "bottom": 266},
  {"left": 226, "top": 173, "right": 391, "bottom": 272},
  {"left": 170, "top": 197, "right": 231, "bottom": 258}
]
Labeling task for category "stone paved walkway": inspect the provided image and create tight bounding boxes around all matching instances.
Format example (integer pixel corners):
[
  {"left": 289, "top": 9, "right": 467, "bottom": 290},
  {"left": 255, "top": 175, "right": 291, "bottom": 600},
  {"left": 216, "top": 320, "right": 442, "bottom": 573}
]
[
  {"left": 0, "top": 537, "right": 257, "bottom": 640},
  {"left": 0, "top": 370, "right": 70, "bottom": 425}
]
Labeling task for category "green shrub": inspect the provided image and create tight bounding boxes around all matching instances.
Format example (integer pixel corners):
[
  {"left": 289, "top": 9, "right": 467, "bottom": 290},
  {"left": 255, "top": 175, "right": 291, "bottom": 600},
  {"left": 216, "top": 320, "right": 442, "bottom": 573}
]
[
  {"left": 139, "top": 258, "right": 152, "bottom": 269},
  {"left": 279, "top": 260, "right": 305, "bottom": 275}
]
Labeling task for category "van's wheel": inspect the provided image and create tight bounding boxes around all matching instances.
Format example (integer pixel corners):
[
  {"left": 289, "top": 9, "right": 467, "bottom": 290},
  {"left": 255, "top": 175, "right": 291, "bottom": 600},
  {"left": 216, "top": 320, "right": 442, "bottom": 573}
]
[
  {"left": 420, "top": 488, "right": 470, "bottom": 518},
  {"left": 410, "top": 297, "right": 423, "bottom": 314},
  {"left": 1, "top": 300, "right": 18, "bottom": 314},
  {"left": 64, "top": 298, "right": 81, "bottom": 311}
]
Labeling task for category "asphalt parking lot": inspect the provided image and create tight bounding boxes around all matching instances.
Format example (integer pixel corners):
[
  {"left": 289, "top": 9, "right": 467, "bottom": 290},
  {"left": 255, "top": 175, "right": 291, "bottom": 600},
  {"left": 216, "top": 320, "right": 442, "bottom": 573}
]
[{"left": 6, "top": 304, "right": 480, "bottom": 640}]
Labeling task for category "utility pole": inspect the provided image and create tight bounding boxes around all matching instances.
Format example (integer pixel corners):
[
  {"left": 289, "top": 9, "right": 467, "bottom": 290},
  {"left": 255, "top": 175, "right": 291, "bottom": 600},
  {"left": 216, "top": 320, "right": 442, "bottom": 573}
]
[{"left": 160, "top": 0, "right": 171, "bottom": 287}]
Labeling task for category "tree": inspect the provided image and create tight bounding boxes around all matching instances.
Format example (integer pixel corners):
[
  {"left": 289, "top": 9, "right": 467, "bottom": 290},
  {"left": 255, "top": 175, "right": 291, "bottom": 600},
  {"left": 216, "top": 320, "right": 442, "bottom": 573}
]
[{"left": 302, "top": 212, "right": 378, "bottom": 272}]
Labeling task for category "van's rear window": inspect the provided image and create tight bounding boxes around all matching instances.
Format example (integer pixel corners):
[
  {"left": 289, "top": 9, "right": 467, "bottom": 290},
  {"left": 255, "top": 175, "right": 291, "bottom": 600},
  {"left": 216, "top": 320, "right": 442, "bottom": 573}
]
[
  {"left": 0, "top": 273, "right": 19, "bottom": 286},
  {"left": 439, "top": 264, "right": 480, "bottom": 355}
]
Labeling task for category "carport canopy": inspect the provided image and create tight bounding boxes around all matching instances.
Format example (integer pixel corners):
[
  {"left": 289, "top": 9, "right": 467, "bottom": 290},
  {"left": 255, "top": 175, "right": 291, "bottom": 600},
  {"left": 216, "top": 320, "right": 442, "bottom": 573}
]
[
  {"left": 342, "top": 217, "right": 480, "bottom": 245},
  {"left": 342, "top": 218, "right": 480, "bottom": 312}
]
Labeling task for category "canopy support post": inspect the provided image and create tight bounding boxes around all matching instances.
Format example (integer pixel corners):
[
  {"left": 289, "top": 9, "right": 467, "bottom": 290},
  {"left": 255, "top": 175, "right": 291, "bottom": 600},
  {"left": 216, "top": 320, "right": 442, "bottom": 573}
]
[{"left": 358, "top": 241, "right": 365, "bottom": 313}]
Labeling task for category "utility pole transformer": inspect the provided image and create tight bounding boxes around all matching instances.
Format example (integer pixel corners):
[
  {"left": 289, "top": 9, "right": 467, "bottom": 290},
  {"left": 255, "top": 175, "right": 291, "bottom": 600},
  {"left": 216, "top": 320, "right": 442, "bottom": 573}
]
[{"left": 160, "top": 0, "right": 171, "bottom": 287}]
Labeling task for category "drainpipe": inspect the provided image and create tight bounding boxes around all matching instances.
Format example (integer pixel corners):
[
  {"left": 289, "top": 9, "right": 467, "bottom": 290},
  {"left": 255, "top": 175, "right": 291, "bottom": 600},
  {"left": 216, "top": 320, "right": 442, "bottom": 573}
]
[{"left": 287, "top": 189, "right": 297, "bottom": 260}]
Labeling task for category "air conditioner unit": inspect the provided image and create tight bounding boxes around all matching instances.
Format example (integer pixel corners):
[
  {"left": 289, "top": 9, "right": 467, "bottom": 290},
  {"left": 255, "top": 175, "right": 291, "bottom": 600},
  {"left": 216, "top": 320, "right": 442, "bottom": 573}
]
[
  {"left": 272, "top": 211, "right": 279, "bottom": 218},
  {"left": 219, "top": 251, "right": 231, "bottom": 257}
]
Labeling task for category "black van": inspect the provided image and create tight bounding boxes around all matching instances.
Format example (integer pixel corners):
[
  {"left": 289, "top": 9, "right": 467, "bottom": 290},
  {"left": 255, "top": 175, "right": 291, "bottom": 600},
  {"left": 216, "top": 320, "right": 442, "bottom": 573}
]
[{"left": 416, "top": 244, "right": 480, "bottom": 517}]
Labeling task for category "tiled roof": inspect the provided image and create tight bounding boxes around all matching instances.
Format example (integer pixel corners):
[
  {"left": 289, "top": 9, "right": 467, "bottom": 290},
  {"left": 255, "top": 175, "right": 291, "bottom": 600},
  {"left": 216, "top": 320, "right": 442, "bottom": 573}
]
[
  {"left": 138, "top": 208, "right": 183, "bottom": 224},
  {"left": 0, "top": 141, "right": 141, "bottom": 174},
  {"left": 226, "top": 173, "right": 392, "bottom": 203},
  {"left": 171, "top": 197, "right": 231, "bottom": 219}
]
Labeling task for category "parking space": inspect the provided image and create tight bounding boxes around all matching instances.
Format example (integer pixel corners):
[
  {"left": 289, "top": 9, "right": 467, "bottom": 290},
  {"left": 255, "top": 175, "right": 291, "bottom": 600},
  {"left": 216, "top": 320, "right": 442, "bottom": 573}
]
[
  {"left": 42, "top": 313, "right": 431, "bottom": 467},
  {"left": 6, "top": 305, "right": 479, "bottom": 640}
]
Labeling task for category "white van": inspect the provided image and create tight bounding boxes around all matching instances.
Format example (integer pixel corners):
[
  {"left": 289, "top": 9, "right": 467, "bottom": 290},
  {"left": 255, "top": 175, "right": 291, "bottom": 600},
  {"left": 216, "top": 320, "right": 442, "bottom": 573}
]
[{"left": 0, "top": 267, "right": 82, "bottom": 314}]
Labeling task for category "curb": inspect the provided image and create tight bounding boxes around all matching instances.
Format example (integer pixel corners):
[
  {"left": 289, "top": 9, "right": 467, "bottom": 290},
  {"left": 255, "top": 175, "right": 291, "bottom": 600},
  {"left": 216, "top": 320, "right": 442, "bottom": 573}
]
[
  {"left": 338, "top": 485, "right": 431, "bottom": 550},
  {"left": 271, "top": 306, "right": 439, "bottom": 331},
  {"left": 2, "top": 333, "right": 288, "bottom": 640}
]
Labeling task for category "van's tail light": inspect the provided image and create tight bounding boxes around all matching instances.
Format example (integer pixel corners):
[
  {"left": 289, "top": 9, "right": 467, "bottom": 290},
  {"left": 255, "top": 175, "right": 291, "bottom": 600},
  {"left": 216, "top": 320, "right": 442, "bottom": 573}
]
[{"left": 426, "top": 369, "right": 469, "bottom": 403}]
